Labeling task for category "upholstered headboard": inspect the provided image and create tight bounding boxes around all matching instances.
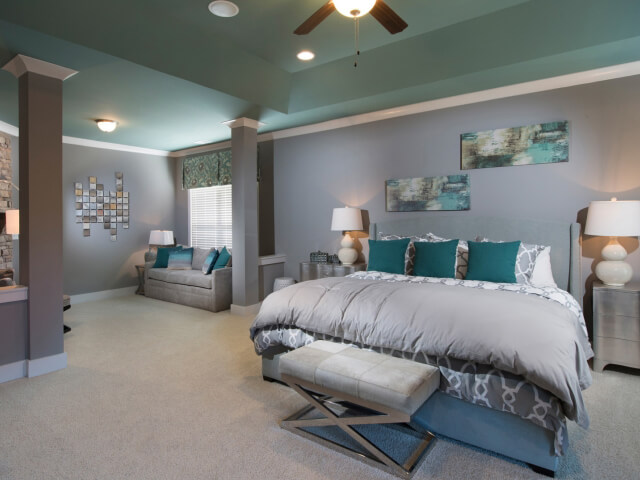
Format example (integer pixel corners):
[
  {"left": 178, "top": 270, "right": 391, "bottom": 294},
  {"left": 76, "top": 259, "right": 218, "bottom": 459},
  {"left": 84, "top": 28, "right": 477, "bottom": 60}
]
[{"left": 370, "top": 216, "right": 582, "bottom": 305}]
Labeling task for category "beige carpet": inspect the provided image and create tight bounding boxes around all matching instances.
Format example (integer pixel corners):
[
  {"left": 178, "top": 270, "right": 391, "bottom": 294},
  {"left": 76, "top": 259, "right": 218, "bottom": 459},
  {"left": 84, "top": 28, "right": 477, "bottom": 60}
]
[{"left": 0, "top": 295, "right": 638, "bottom": 480}]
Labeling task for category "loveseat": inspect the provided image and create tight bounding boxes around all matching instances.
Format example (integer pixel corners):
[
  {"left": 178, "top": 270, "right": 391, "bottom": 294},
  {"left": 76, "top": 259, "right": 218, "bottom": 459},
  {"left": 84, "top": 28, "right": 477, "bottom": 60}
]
[{"left": 144, "top": 247, "right": 232, "bottom": 312}]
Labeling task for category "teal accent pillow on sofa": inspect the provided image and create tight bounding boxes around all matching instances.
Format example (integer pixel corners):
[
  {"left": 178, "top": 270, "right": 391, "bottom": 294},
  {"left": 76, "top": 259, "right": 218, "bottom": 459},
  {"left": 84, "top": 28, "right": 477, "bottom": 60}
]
[
  {"left": 203, "top": 249, "right": 220, "bottom": 274},
  {"left": 153, "top": 246, "right": 182, "bottom": 269},
  {"left": 367, "top": 238, "right": 410, "bottom": 274},
  {"left": 465, "top": 241, "right": 521, "bottom": 283},
  {"left": 213, "top": 247, "right": 231, "bottom": 270},
  {"left": 413, "top": 239, "right": 458, "bottom": 278},
  {"left": 167, "top": 248, "right": 194, "bottom": 270}
]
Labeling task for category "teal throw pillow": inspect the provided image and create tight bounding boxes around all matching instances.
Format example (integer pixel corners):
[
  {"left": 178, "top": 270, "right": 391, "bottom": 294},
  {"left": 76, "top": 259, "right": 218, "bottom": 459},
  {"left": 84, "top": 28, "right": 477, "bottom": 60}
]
[
  {"left": 167, "top": 248, "right": 194, "bottom": 270},
  {"left": 153, "top": 246, "right": 182, "bottom": 269},
  {"left": 465, "top": 241, "right": 521, "bottom": 283},
  {"left": 213, "top": 247, "right": 231, "bottom": 270},
  {"left": 203, "top": 249, "right": 220, "bottom": 274},
  {"left": 413, "top": 240, "right": 458, "bottom": 278},
  {"left": 367, "top": 238, "right": 410, "bottom": 275}
]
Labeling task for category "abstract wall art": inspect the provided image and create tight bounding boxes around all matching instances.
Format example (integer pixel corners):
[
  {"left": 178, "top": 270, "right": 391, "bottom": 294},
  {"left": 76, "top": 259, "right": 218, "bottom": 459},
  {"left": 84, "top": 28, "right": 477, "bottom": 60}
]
[
  {"left": 386, "top": 174, "right": 470, "bottom": 212},
  {"left": 74, "top": 172, "right": 129, "bottom": 241},
  {"left": 461, "top": 120, "right": 569, "bottom": 170}
]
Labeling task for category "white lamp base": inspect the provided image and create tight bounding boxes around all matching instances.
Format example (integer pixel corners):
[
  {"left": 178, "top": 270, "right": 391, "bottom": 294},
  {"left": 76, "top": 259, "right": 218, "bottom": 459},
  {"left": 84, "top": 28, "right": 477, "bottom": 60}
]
[
  {"left": 338, "top": 233, "right": 358, "bottom": 265},
  {"left": 595, "top": 238, "right": 633, "bottom": 286}
]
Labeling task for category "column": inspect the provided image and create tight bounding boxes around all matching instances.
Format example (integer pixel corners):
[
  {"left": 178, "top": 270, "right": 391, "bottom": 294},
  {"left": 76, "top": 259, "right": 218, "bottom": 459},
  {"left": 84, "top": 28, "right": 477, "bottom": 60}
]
[
  {"left": 2, "top": 55, "right": 76, "bottom": 375},
  {"left": 226, "top": 118, "right": 260, "bottom": 315}
]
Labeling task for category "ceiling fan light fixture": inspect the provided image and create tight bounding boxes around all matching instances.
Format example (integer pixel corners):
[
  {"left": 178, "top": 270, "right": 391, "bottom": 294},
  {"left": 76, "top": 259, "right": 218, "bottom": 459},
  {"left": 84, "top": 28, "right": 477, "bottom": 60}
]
[
  {"left": 296, "top": 50, "right": 315, "bottom": 61},
  {"left": 208, "top": 1, "right": 239, "bottom": 18},
  {"left": 333, "top": 0, "right": 376, "bottom": 18},
  {"left": 96, "top": 119, "right": 118, "bottom": 133}
]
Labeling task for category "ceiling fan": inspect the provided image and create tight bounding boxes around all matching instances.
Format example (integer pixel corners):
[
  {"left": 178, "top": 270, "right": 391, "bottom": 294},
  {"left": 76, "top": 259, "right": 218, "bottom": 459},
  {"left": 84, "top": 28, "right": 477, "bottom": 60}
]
[{"left": 294, "top": 0, "right": 408, "bottom": 35}]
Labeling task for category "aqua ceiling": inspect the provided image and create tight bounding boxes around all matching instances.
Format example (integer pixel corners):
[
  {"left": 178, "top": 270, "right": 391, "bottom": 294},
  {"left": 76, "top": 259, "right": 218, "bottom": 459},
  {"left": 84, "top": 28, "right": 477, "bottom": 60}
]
[{"left": 0, "top": 0, "right": 639, "bottom": 151}]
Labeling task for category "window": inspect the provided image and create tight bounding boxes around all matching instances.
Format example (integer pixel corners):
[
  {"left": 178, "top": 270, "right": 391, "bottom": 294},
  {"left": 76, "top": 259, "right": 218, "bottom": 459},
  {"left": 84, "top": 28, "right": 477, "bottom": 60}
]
[{"left": 189, "top": 185, "right": 232, "bottom": 248}]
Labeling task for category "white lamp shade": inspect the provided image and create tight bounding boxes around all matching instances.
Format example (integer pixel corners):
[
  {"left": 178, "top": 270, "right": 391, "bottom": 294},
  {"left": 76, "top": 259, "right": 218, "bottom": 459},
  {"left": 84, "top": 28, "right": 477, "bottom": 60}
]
[
  {"left": 331, "top": 207, "right": 363, "bottom": 231},
  {"left": 5, "top": 209, "right": 18, "bottom": 235},
  {"left": 149, "top": 230, "right": 174, "bottom": 245},
  {"left": 585, "top": 200, "right": 640, "bottom": 236}
]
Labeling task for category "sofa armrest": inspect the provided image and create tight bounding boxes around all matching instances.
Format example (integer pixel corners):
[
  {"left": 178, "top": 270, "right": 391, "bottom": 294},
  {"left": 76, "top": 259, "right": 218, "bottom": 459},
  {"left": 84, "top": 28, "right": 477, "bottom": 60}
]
[
  {"left": 144, "top": 261, "right": 156, "bottom": 286},
  {"left": 210, "top": 266, "right": 232, "bottom": 311}
]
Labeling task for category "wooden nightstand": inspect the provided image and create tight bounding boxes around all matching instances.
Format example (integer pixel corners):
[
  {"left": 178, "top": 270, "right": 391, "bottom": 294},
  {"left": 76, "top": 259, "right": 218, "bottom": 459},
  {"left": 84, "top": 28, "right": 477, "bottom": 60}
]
[
  {"left": 593, "top": 281, "right": 640, "bottom": 372},
  {"left": 300, "top": 262, "right": 367, "bottom": 281},
  {"left": 135, "top": 264, "right": 146, "bottom": 295}
]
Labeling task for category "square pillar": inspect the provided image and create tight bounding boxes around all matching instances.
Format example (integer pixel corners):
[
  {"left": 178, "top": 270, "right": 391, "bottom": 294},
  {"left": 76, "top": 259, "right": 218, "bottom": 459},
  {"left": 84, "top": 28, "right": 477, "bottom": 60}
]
[
  {"left": 227, "top": 118, "right": 260, "bottom": 315},
  {"left": 3, "top": 55, "right": 76, "bottom": 374}
]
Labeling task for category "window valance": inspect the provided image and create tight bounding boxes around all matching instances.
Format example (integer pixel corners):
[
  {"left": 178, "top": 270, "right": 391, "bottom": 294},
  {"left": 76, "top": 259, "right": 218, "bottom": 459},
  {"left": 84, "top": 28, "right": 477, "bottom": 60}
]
[{"left": 182, "top": 150, "right": 232, "bottom": 189}]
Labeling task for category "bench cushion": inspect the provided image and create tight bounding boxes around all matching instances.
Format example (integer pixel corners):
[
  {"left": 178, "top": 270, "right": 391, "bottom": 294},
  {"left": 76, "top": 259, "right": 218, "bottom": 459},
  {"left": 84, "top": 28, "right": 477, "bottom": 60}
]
[{"left": 279, "top": 341, "right": 440, "bottom": 416}]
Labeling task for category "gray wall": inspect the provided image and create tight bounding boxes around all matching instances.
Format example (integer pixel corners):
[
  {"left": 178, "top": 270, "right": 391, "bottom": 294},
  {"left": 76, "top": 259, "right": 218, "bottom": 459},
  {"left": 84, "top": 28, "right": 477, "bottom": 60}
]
[
  {"left": 273, "top": 75, "right": 640, "bottom": 303},
  {"left": 63, "top": 144, "right": 175, "bottom": 295}
]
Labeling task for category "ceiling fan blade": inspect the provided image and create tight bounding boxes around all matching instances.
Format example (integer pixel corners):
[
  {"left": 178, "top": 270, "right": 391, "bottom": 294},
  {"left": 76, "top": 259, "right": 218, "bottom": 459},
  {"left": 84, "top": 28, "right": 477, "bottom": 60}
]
[
  {"left": 294, "top": 1, "right": 336, "bottom": 35},
  {"left": 370, "top": 0, "right": 408, "bottom": 34}
]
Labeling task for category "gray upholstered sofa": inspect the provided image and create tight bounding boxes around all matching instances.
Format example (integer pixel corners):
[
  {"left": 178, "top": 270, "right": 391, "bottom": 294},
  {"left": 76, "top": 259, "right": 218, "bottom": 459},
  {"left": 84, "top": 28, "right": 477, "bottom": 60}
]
[{"left": 144, "top": 247, "right": 232, "bottom": 312}]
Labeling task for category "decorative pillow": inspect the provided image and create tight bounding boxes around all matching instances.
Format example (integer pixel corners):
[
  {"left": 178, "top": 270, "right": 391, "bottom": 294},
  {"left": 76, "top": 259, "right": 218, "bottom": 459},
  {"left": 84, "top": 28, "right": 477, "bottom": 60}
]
[
  {"left": 413, "top": 240, "right": 458, "bottom": 278},
  {"left": 153, "top": 246, "right": 182, "bottom": 269},
  {"left": 167, "top": 248, "right": 194, "bottom": 270},
  {"left": 378, "top": 232, "right": 433, "bottom": 275},
  {"left": 476, "top": 236, "right": 545, "bottom": 284},
  {"left": 213, "top": 246, "right": 231, "bottom": 270},
  {"left": 529, "top": 246, "right": 557, "bottom": 287},
  {"left": 202, "top": 249, "right": 220, "bottom": 274},
  {"left": 423, "top": 233, "right": 469, "bottom": 280},
  {"left": 465, "top": 241, "right": 521, "bottom": 283},
  {"left": 191, "top": 247, "right": 213, "bottom": 271},
  {"left": 367, "top": 238, "right": 411, "bottom": 274}
]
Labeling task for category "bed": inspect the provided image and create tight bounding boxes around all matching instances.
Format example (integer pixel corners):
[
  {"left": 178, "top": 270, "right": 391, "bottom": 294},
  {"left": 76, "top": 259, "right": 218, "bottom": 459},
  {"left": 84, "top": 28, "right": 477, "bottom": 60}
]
[{"left": 251, "top": 216, "right": 592, "bottom": 476}]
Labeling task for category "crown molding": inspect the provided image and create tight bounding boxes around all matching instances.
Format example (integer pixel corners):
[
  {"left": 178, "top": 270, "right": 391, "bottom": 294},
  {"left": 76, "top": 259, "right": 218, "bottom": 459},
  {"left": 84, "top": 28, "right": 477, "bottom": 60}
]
[
  {"left": 2, "top": 54, "right": 77, "bottom": 80},
  {"left": 222, "top": 117, "right": 265, "bottom": 129},
  {"left": 62, "top": 136, "right": 169, "bottom": 156},
  {"left": 0, "top": 120, "right": 19, "bottom": 137}
]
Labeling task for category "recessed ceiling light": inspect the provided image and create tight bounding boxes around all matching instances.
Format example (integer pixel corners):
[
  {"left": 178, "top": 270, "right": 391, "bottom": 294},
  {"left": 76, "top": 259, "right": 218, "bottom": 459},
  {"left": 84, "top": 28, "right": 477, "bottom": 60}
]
[
  {"left": 95, "top": 119, "right": 118, "bottom": 133},
  {"left": 208, "top": 1, "right": 239, "bottom": 18},
  {"left": 297, "top": 50, "right": 315, "bottom": 61},
  {"left": 194, "top": 140, "right": 207, "bottom": 145}
]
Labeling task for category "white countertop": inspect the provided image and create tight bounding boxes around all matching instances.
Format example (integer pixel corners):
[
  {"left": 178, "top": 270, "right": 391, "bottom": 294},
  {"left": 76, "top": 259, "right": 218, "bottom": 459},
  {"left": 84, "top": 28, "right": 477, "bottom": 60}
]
[{"left": 0, "top": 285, "right": 28, "bottom": 304}]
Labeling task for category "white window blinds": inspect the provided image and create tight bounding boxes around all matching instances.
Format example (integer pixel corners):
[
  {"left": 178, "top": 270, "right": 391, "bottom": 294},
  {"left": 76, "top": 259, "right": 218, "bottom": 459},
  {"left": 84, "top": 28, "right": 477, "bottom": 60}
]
[{"left": 189, "top": 185, "right": 232, "bottom": 248}]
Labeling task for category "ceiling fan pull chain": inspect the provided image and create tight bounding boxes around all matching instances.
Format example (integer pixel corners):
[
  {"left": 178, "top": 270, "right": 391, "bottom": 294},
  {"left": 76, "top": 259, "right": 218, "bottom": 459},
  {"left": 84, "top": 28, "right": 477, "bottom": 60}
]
[{"left": 354, "top": 17, "right": 360, "bottom": 68}]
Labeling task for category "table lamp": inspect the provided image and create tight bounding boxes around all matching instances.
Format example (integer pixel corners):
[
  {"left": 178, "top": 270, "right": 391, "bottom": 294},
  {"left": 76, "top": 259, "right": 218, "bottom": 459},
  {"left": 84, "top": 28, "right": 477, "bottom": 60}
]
[
  {"left": 585, "top": 198, "right": 640, "bottom": 286},
  {"left": 146, "top": 230, "right": 174, "bottom": 262},
  {"left": 5, "top": 209, "right": 19, "bottom": 237},
  {"left": 331, "top": 207, "right": 363, "bottom": 265}
]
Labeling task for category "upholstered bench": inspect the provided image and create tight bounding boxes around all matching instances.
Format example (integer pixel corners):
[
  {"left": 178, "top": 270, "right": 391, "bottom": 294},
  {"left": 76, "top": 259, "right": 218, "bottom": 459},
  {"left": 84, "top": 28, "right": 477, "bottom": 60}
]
[{"left": 279, "top": 341, "right": 440, "bottom": 479}]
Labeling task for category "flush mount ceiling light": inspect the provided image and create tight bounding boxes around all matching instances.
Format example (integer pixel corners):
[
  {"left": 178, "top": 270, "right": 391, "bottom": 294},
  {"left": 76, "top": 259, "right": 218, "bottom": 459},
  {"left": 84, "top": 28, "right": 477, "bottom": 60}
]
[
  {"left": 333, "top": 0, "right": 376, "bottom": 18},
  {"left": 297, "top": 50, "right": 315, "bottom": 61},
  {"left": 208, "top": 1, "right": 239, "bottom": 18},
  {"left": 95, "top": 119, "right": 118, "bottom": 133}
]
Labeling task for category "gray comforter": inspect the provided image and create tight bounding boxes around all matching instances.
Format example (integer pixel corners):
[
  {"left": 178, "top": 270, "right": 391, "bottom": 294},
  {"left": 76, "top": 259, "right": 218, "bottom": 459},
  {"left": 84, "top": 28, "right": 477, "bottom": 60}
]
[{"left": 250, "top": 274, "right": 593, "bottom": 429}]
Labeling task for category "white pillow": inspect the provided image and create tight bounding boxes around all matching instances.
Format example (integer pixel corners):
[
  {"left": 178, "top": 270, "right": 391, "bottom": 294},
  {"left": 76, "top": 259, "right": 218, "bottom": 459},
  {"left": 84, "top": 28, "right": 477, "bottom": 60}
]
[{"left": 529, "top": 247, "right": 557, "bottom": 288}]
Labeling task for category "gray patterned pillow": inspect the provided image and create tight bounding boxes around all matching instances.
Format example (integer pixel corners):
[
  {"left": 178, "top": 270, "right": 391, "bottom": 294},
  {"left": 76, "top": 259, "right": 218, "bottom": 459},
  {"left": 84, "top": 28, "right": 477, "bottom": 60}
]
[
  {"left": 191, "top": 247, "right": 213, "bottom": 270},
  {"left": 475, "top": 237, "right": 545, "bottom": 284}
]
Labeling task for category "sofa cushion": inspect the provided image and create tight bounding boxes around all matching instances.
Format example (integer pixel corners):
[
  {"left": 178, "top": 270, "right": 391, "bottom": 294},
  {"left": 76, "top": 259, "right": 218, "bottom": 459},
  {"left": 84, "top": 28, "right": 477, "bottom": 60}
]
[
  {"left": 167, "top": 248, "right": 194, "bottom": 270},
  {"left": 192, "top": 247, "right": 213, "bottom": 271},
  {"left": 148, "top": 268, "right": 212, "bottom": 289},
  {"left": 153, "top": 246, "right": 182, "bottom": 268},
  {"left": 213, "top": 246, "right": 231, "bottom": 270}
]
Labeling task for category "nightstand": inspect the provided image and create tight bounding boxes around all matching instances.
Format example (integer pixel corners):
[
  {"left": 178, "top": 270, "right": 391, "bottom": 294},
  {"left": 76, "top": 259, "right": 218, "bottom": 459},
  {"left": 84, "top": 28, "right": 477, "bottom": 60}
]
[
  {"left": 135, "top": 264, "right": 145, "bottom": 295},
  {"left": 300, "top": 262, "right": 366, "bottom": 281},
  {"left": 592, "top": 281, "right": 640, "bottom": 372}
]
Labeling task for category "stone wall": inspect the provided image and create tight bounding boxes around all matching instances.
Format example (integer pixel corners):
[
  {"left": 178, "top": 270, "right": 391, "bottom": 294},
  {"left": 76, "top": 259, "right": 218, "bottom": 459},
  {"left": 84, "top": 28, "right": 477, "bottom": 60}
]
[{"left": 0, "top": 134, "right": 13, "bottom": 271}]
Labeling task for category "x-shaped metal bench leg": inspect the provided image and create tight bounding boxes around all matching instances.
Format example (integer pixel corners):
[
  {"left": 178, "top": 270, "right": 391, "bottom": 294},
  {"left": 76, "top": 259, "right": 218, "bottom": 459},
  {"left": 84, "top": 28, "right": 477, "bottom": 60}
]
[{"left": 280, "top": 375, "right": 435, "bottom": 479}]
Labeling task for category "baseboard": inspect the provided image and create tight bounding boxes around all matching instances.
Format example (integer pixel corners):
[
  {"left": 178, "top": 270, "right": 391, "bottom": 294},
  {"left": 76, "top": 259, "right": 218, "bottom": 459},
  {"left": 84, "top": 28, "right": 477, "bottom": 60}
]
[
  {"left": 27, "top": 352, "right": 67, "bottom": 378},
  {"left": 0, "top": 360, "right": 27, "bottom": 384},
  {"left": 70, "top": 286, "right": 137, "bottom": 305},
  {"left": 230, "top": 302, "right": 262, "bottom": 316}
]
